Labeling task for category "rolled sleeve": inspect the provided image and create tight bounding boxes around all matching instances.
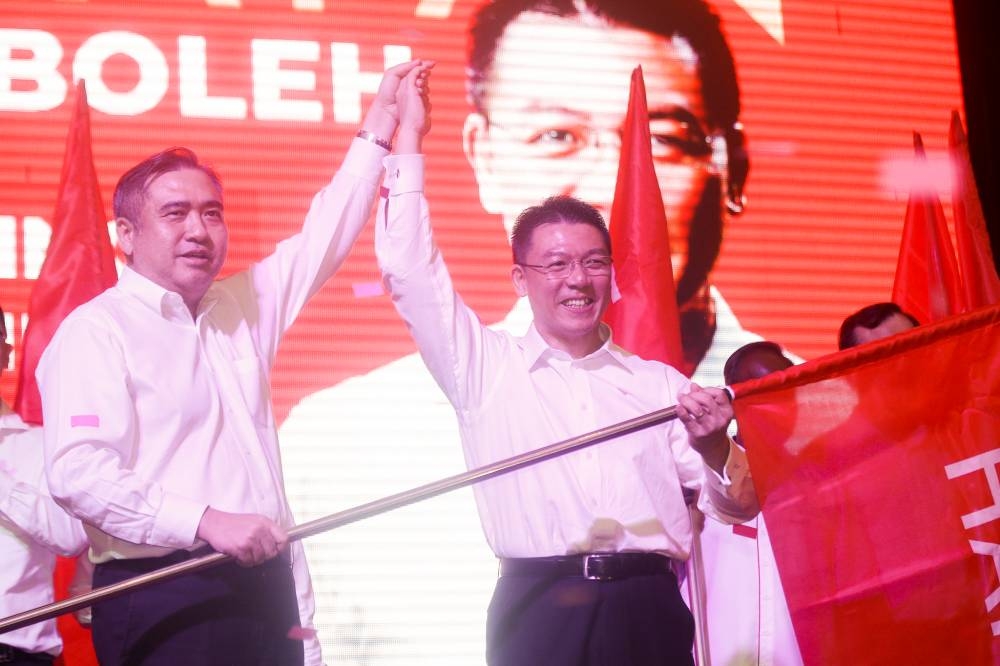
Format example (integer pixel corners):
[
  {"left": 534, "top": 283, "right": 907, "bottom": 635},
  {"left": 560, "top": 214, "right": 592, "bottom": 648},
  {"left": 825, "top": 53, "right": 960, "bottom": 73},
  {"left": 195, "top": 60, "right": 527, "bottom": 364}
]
[{"left": 698, "top": 438, "right": 759, "bottom": 523}]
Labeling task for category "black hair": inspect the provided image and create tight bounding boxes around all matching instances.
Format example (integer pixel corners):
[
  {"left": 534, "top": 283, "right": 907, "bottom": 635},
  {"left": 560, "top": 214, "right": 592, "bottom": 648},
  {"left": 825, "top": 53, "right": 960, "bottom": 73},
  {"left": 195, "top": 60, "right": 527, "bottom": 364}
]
[
  {"left": 837, "top": 302, "right": 920, "bottom": 350},
  {"left": 113, "top": 147, "right": 222, "bottom": 223},
  {"left": 466, "top": 0, "right": 749, "bottom": 210},
  {"left": 723, "top": 340, "right": 791, "bottom": 385},
  {"left": 510, "top": 195, "right": 611, "bottom": 263}
]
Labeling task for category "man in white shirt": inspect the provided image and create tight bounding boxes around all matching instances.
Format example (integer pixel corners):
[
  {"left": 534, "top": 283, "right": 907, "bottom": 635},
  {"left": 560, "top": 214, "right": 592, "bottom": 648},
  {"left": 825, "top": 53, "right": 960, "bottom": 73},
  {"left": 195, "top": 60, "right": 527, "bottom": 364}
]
[
  {"left": 0, "top": 306, "right": 88, "bottom": 666},
  {"left": 374, "top": 75, "right": 759, "bottom": 663},
  {"left": 279, "top": 2, "right": 761, "bottom": 660},
  {"left": 37, "top": 61, "right": 432, "bottom": 666}
]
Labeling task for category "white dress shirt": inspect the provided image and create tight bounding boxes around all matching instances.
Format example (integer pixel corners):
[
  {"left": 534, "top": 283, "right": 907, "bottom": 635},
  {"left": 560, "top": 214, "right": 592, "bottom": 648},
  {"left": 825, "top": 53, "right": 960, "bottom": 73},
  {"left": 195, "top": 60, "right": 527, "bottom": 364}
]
[
  {"left": 0, "top": 402, "right": 87, "bottom": 656},
  {"left": 38, "top": 137, "right": 387, "bottom": 666},
  {"left": 374, "top": 153, "right": 757, "bottom": 559},
  {"left": 699, "top": 513, "right": 804, "bottom": 666}
]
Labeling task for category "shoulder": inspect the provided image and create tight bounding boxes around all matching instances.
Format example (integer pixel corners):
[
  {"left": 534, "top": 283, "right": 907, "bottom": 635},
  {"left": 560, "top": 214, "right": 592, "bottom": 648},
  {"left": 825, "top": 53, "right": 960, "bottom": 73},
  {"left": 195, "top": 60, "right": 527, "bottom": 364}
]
[
  {"left": 608, "top": 344, "right": 691, "bottom": 392},
  {"left": 42, "top": 291, "right": 128, "bottom": 365}
]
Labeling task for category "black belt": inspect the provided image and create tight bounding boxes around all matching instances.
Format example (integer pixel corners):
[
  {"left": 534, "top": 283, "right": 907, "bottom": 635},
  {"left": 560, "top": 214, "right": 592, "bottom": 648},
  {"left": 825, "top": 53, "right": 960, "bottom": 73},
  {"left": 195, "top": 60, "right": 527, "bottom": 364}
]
[
  {"left": 0, "top": 643, "right": 53, "bottom": 664},
  {"left": 500, "top": 552, "right": 674, "bottom": 581}
]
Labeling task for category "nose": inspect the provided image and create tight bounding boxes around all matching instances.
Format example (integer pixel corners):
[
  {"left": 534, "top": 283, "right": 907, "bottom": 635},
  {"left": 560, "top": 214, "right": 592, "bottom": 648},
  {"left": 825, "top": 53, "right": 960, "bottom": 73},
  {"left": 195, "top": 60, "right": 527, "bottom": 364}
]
[
  {"left": 184, "top": 211, "right": 209, "bottom": 241},
  {"left": 564, "top": 260, "right": 592, "bottom": 286},
  {"left": 570, "top": 135, "right": 620, "bottom": 218}
]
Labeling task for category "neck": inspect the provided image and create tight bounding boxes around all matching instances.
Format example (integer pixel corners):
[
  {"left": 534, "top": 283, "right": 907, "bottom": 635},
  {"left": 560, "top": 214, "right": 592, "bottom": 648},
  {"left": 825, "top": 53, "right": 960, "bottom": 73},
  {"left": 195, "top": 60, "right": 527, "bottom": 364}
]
[{"left": 539, "top": 329, "right": 604, "bottom": 359}]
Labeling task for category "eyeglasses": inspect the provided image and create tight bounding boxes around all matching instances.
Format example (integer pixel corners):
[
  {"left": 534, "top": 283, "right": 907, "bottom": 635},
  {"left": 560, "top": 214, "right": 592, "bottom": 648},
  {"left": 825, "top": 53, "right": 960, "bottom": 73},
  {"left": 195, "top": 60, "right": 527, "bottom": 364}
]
[
  {"left": 486, "top": 114, "right": 713, "bottom": 164},
  {"left": 518, "top": 256, "right": 613, "bottom": 279}
]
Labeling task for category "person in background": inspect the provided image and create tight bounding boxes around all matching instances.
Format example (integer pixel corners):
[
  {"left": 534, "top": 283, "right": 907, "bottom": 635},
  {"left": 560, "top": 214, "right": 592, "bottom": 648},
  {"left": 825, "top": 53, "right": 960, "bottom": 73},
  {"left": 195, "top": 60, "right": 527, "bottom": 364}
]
[
  {"left": 0, "top": 304, "right": 88, "bottom": 665},
  {"left": 697, "top": 340, "right": 803, "bottom": 666},
  {"left": 837, "top": 302, "right": 919, "bottom": 350}
]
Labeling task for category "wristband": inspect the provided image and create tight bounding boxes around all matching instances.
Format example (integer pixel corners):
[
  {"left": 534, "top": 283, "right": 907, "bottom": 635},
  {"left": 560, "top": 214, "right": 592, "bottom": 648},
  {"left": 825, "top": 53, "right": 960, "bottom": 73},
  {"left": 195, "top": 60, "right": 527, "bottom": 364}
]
[{"left": 356, "top": 129, "right": 392, "bottom": 152}]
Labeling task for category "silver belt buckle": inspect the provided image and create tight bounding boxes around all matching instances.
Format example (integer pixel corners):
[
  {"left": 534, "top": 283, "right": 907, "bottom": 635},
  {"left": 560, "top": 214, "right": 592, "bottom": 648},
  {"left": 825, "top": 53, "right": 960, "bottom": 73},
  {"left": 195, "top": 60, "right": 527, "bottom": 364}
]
[{"left": 582, "top": 554, "right": 607, "bottom": 581}]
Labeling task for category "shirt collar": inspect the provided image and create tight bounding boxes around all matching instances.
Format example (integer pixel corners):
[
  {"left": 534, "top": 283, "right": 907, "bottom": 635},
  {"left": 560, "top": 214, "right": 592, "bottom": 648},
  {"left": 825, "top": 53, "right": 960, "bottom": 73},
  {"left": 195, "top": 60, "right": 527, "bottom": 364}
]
[
  {"left": 117, "top": 266, "right": 217, "bottom": 322},
  {"left": 520, "top": 321, "right": 632, "bottom": 373}
]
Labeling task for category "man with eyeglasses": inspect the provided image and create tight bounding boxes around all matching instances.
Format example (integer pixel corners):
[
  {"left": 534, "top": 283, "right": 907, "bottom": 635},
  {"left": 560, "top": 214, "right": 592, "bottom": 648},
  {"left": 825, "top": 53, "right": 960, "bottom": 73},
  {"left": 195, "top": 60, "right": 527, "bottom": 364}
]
[
  {"left": 0, "top": 306, "right": 88, "bottom": 665},
  {"left": 375, "top": 62, "right": 758, "bottom": 660},
  {"left": 278, "top": 0, "right": 765, "bottom": 661}
]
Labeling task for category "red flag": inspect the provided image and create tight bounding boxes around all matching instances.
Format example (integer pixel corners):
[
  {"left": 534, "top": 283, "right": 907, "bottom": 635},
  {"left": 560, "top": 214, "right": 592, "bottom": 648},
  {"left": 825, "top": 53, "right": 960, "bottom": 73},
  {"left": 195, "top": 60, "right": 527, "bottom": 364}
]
[
  {"left": 891, "top": 132, "right": 965, "bottom": 322},
  {"left": 13, "top": 81, "right": 112, "bottom": 666},
  {"left": 949, "top": 110, "right": 1000, "bottom": 308},
  {"left": 603, "top": 66, "right": 685, "bottom": 371},
  {"left": 13, "top": 81, "right": 116, "bottom": 425},
  {"left": 732, "top": 304, "right": 1000, "bottom": 665}
]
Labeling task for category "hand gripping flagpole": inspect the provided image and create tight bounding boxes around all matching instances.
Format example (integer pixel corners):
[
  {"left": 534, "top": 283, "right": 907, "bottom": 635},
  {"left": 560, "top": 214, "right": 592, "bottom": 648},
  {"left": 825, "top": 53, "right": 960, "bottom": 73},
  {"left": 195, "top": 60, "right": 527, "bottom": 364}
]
[{"left": 0, "top": 405, "right": 680, "bottom": 635}]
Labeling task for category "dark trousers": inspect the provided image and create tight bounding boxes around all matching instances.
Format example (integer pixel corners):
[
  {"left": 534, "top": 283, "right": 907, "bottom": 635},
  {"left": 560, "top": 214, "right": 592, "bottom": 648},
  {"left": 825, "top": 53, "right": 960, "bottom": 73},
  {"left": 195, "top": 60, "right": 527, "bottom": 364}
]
[
  {"left": 0, "top": 644, "right": 54, "bottom": 665},
  {"left": 486, "top": 571, "right": 695, "bottom": 666},
  {"left": 91, "top": 552, "right": 304, "bottom": 666}
]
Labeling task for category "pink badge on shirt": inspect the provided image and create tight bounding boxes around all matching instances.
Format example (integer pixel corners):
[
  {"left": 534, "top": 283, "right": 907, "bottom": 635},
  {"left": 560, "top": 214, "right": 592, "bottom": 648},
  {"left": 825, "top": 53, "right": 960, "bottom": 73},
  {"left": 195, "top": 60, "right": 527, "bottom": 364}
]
[
  {"left": 70, "top": 414, "right": 100, "bottom": 428},
  {"left": 286, "top": 626, "right": 317, "bottom": 641}
]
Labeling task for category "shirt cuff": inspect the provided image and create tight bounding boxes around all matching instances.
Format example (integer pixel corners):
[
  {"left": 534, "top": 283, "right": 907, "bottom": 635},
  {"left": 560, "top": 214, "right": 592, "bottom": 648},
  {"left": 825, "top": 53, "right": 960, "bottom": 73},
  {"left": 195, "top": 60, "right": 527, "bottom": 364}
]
[
  {"left": 382, "top": 154, "right": 425, "bottom": 195},
  {"left": 340, "top": 137, "right": 392, "bottom": 183},
  {"left": 149, "top": 493, "right": 208, "bottom": 549},
  {"left": 704, "top": 436, "right": 744, "bottom": 486}
]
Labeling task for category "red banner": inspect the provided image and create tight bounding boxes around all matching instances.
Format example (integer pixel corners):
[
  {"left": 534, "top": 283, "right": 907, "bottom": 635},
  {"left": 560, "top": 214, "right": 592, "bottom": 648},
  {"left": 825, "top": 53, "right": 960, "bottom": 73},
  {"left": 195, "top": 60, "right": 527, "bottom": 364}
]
[
  {"left": 891, "top": 132, "right": 965, "bottom": 323},
  {"left": 603, "top": 66, "right": 684, "bottom": 371},
  {"left": 733, "top": 304, "right": 1000, "bottom": 665},
  {"left": 13, "top": 81, "right": 116, "bottom": 426}
]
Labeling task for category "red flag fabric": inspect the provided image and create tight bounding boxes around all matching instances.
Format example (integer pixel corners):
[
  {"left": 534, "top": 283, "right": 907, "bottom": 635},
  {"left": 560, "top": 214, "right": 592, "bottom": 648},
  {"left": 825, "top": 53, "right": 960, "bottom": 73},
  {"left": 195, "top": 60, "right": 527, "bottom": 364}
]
[
  {"left": 602, "top": 66, "right": 685, "bottom": 371},
  {"left": 13, "top": 81, "right": 117, "bottom": 425},
  {"left": 13, "top": 81, "right": 112, "bottom": 666},
  {"left": 949, "top": 110, "right": 1000, "bottom": 308},
  {"left": 731, "top": 304, "right": 1000, "bottom": 665},
  {"left": 891, "top": 132, "right": 965, "bottom": 323}
]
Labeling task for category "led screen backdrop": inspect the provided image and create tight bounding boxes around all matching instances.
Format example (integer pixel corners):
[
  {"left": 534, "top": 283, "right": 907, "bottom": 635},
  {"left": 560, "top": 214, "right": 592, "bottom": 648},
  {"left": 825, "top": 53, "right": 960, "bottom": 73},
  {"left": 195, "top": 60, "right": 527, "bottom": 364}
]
[{"left": 0, "top": 1, "right": 964, "bottom": 663}]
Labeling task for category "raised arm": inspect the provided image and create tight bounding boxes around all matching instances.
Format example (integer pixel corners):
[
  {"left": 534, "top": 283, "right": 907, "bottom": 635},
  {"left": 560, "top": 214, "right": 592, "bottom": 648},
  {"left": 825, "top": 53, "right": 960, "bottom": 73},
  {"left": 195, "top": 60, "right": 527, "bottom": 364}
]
[
  {"left": 375, "top": 63, "right": 499, "bottom": 412},
  {"left": 245, "top": 60, "right": 433, "bottom": 364}
]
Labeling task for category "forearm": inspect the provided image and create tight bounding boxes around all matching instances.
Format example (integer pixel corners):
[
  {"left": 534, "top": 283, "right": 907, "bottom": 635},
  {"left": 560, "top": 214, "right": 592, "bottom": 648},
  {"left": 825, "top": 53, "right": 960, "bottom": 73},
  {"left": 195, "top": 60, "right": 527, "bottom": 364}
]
[
  {"left": 697, "top": 441, "right": 760, "bottom": 523},
  {"left": 376, "top": 158, "right": 491, "bottom": 409},
  {"left": 0, "top": 469, "right": 86, "bottom": 556},
  {"left": 47, "top": 443, "right": 205, "bottom": 549}
]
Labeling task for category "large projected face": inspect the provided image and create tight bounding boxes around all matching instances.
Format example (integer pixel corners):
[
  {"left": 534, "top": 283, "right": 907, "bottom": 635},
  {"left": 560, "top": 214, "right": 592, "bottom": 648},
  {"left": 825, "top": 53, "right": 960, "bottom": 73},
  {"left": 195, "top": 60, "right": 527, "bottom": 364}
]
[{"left": 464, "top": 10, "right": 716, "bottom": 290}]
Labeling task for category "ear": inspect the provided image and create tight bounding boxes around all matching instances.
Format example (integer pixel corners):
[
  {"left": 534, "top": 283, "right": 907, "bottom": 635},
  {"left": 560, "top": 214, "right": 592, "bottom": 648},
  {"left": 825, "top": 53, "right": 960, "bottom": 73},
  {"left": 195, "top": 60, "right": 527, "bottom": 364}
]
[
  {"left": 116, "top": 217, "right": 136, "bottom": 260},
  {"left": 511, "top": 264, "right": 529, "bottom": 297},
  {"left": 463, "top": 112, "right": 503, "bottom": 215}
]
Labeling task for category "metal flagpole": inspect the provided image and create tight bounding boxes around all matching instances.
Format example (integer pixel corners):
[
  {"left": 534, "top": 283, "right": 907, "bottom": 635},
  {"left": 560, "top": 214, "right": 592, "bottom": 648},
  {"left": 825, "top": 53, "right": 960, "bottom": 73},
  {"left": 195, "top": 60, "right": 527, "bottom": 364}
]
[
  {"left": 687, "top": 502, "right": 713, "bottom": 666},
  {"left": 0, "top": 405, "right": 680, "bottom": 635}
]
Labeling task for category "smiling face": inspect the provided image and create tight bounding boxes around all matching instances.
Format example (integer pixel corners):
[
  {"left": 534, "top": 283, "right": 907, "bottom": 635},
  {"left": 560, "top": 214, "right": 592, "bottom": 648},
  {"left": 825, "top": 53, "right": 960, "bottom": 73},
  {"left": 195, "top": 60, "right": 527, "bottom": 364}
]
[
  {"left": 117, "top": 168, "right": 228, "bottom": 314},
  {"left": 512, "top": 220, "right": 613, "bottom": 357},
  {"left": 465, "top": 11, "right": 715, "bottom": 285}
]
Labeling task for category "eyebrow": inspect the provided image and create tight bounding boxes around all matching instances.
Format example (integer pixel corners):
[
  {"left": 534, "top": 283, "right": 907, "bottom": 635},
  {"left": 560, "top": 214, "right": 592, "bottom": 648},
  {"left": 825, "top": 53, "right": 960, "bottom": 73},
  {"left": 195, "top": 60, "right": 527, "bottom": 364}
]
[
  {"left": 648, "top": 106, "right": 708, "bottom": 131},
  {"left": 157, "top": 199, "right": 223, "bottom": 213},
  {"left": 539, "top": 247, "right": 610, "bottom": 259},
  {"left": 493, "top": 103, "right": 590, "bottom": 120}
]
